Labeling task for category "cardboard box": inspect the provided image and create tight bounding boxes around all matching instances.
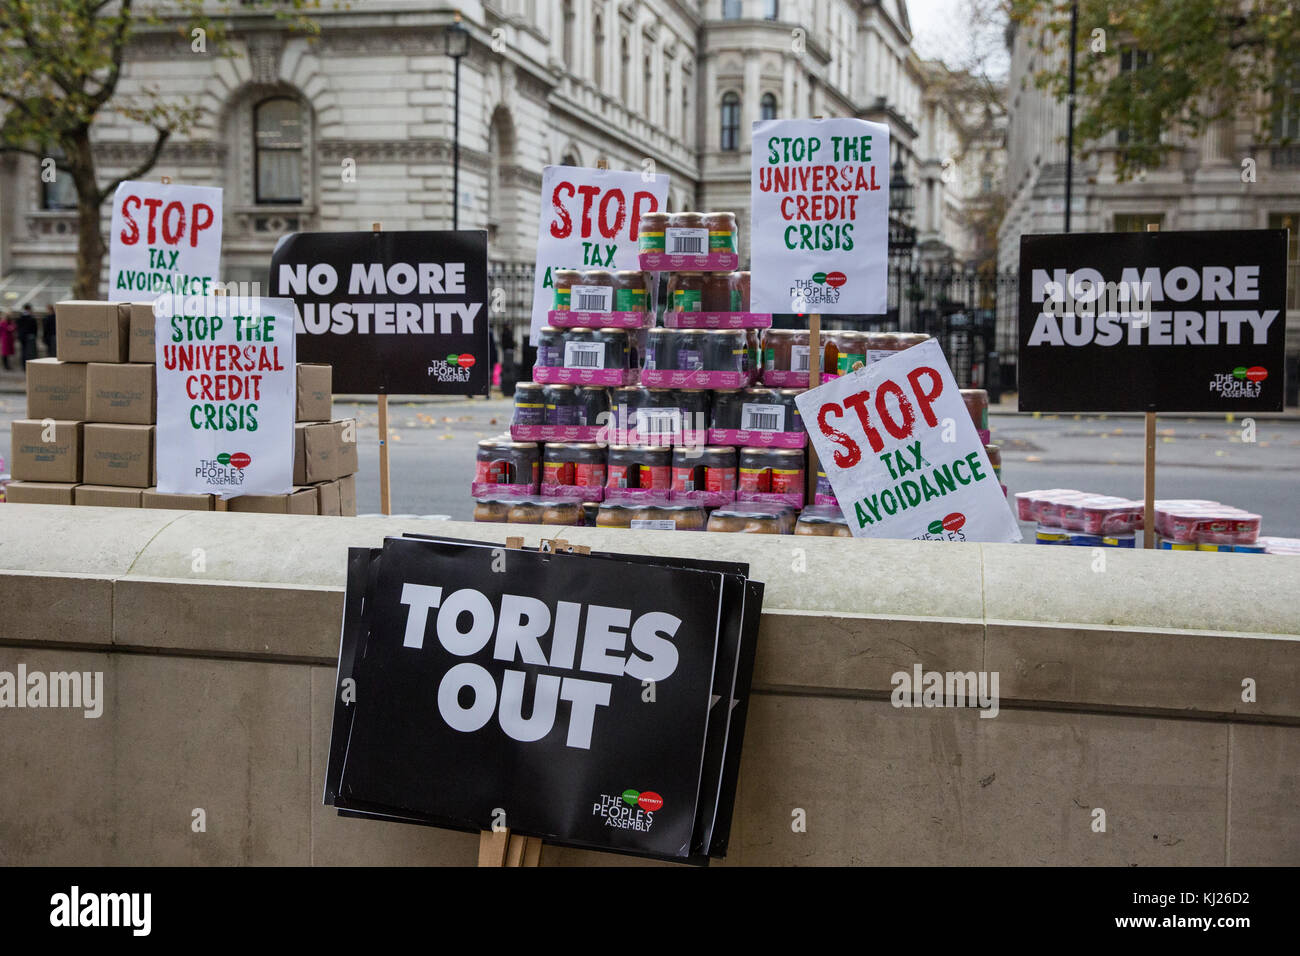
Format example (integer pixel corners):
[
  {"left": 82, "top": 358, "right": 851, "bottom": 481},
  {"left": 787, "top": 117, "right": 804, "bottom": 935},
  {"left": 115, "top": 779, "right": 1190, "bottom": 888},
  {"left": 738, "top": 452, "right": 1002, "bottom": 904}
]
[
  {"left": 55, "top": 301, "right": 131, "bottom": 363},
  {"left": 141, "top": 488, "right": 215, "bottom": 511},
  {"left": 25, "top": 358, "right": 88, "bottom": 420},
  {"left": 227, "top": 488, "right": 317, "bottom": 515},
  {"left": 296, "top": 364, "right": 333, "bottom": 421},
  {"left": 314, "top": 479, "right": 341, "bottom": 516},
  {"left": 338, "top": 473, "right": 357, "bottom": 516},
  {"left": 3, "top": 481, "right": 78, "bottom": 505},
  {"left": 9, "top": 420, "right": 82, "bottom": 482},
  {"left": 74, "top": 484, "right": 143, "bottom": 508},
  {"left": 129, "top": 302, "right": 156, "bottom": 363},
  {"left": 86, "top": 363, "right": 156, "bottom": 424},
  {"left": 298, "top": 419, "right": 359, "bottom": 483},
  {"left": 83, "top": 423, "right": 153, "bottom": 488}
]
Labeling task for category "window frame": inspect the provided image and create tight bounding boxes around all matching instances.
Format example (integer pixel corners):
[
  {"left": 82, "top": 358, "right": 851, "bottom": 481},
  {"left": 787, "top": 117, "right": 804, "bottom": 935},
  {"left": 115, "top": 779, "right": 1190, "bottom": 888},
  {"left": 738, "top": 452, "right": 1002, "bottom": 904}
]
[
  {"left": 253, "top": 96, "right": 305, "bottom": 206},
  {"left": 720, "top": 91, "right": 741, "bottom": 151}
]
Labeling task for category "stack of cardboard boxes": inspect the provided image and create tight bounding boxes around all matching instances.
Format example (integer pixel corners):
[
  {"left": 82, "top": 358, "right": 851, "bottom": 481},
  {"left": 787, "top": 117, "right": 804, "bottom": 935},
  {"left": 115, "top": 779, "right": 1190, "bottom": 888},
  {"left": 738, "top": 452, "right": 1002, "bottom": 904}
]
[{"left": 6, "top": 300, "right": 357, "bottom": 515}]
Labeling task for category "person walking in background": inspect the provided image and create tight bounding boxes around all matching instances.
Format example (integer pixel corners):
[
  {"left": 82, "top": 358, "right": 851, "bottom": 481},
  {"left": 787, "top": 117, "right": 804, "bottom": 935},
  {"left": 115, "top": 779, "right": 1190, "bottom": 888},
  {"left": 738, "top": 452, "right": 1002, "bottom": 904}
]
[
  {"left": 16, "top": 306, "right": 38, "bottom": 368},
  {"left": 0, "top": 314, "right": 15, "bottom": 370},
  {"left": 42, "top": 306, "right": 56, "bottom": 358}
]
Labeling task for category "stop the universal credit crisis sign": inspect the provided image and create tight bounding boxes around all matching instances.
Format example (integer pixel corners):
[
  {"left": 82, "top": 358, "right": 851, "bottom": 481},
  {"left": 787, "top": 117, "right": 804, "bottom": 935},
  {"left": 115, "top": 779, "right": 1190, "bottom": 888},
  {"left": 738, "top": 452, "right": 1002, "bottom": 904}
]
[{"left": 154, "top": 294, "right": 297, "bottom": 497}]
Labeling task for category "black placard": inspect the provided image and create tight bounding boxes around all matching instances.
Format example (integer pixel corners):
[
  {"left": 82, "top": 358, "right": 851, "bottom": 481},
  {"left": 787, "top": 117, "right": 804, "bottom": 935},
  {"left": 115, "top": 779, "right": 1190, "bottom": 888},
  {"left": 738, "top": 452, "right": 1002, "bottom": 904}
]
[
  {"left": 270, "top": 230, "right": 489, "bottom": 394},
  {"left": 1018, "top": 230, "right": 1288, "bottom": 412},
  {"left": 333, "top": 536, "right": 741, "bottom": 861}
]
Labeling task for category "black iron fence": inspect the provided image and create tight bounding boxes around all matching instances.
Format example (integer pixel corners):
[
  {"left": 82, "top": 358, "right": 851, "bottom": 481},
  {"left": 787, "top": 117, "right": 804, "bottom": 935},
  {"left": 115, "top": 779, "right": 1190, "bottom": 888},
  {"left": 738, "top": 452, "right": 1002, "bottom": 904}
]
[{"left": 488, "top": 261, "right": 1020, "bottom": 398}]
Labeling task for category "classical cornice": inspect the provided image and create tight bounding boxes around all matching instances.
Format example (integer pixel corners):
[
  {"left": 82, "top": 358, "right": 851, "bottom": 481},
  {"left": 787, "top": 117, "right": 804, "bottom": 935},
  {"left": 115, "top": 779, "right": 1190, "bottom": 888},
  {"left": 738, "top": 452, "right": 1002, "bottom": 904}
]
[
  {"left": 89, "top": 140, "right": 229, "bottom": 164},
  {"left": 318, "top": 139, "right": 491, "bottom": 166}
]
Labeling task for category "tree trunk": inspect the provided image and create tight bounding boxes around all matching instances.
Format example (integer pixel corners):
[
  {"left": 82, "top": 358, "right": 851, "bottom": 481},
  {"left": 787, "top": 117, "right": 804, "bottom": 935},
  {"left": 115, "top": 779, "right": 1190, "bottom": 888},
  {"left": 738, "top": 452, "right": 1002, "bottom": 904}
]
[{"left": 67, "top": 129, "right": 104, "bottom": 300}]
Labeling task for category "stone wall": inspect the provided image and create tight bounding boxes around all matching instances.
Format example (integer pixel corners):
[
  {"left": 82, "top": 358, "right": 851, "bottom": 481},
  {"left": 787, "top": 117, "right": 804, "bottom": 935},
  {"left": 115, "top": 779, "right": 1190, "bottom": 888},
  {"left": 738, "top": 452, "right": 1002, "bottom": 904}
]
[{"left": 1, "top": 504, "right": 1297, "bottom": 865}]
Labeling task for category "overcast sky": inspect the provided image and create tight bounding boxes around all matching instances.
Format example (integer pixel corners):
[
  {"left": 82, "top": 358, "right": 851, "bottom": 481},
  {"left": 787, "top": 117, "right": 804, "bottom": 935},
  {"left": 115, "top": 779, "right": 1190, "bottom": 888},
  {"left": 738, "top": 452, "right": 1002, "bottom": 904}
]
[{"left": 906, "top": 0, "right": 1010, "bottom": 79}]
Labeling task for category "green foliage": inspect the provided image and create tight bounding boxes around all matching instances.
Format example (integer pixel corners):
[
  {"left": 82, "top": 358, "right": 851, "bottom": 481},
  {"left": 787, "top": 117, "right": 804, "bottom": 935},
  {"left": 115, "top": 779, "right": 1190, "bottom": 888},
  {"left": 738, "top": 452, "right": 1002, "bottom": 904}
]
[
  {"left": 1009, "top": 0, "right": 1299, "bottom": 179},
  {"left": 0, "top": 0, "right": 323, "bottom": 296}
]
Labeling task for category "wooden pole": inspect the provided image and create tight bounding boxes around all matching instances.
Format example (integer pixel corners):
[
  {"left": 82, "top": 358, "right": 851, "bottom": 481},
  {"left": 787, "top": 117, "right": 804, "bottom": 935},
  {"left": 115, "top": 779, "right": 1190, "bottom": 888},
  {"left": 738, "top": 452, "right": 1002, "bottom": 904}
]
[
  {"left": 806, "top": 313, "right": 822, "bottom": 506},
  {"left": 374, "top": 221, "right": 392, "bottom": 515},
  {"left": 1144, "top": 411, "right": 1156, "bottom": 548},
  {"left": 1143, "top": 222, "right": 1159, "bottom": 548}
]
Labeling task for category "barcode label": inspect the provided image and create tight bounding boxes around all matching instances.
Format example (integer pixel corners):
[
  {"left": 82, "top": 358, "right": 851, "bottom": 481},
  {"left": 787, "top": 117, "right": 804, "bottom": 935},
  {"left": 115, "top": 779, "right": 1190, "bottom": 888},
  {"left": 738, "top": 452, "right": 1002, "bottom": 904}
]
[
  {"left": 564, "top": 342, "right": 605, "bottom": 369},
  {"left": 741, "top": 403, "right": 785, "bottom": 432},
  {"left": 570, "top": 285, "right": 612, "bottom": 313},
  {"left": 666, "top": 227, "right": 707, "bottom": 254},
  {"left": 631, "top": 519, "right": 676, "bottom": 530},
  {"left": 791, "top": 345, "right": 810, "bottom": 372},
  {"left": 639, "top": 410, "right": 682, "bottom": 438},
  {"left": 867, "top": 350, "right": 895, "bottom": 366}
]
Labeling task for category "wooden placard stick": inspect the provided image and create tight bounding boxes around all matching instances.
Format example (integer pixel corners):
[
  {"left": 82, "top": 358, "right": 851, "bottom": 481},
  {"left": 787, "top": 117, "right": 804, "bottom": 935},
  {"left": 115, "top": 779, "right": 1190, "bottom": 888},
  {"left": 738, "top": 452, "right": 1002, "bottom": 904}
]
[
  {"left": 806, "top": 313, "right": 822, "bottom": 506},
  {"left": 1143, "top": 222, "right": 1159, "bottom": 548},
  {"left": 374, "top": 222, "right": 393, "bottom": 515}
]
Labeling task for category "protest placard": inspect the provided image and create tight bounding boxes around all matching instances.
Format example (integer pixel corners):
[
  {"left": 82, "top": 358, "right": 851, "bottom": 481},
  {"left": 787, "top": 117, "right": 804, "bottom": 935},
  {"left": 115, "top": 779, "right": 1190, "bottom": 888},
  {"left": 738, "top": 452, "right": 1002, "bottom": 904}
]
[
  {"left": 109, "top": 181, "right": 222, "bottom": 298},
  {"left": 750, "top": 117, "right": 890, "bottom": 315},
  {"left": 154, "top": 293, "right": 296, "bottom": 497},
  {"left": 796, "top": 339, "right": 1021, "bottom": 542},
  {"left": 530, "top": 166, "right": 669, "bottom": 341}
]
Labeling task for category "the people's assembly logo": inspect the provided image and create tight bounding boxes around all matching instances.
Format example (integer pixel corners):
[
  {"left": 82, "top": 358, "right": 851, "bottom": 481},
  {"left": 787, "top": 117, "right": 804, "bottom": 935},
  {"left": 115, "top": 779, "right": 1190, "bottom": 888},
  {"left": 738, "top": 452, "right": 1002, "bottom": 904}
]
[
  {"left": 196, "top": 451, "right": 251, "bottom": 485},
  {"left": 790, "top": 271, "right": 847, "bottom": 309},
  {"left": 593, "top": 788, "right": 663, "bottom": 832},
  {"left": 1209, "top": 365, "right": 1267, "bottom": 398},
  {"left": 428, "top": 352, "right": 476, "bottom": 384}
]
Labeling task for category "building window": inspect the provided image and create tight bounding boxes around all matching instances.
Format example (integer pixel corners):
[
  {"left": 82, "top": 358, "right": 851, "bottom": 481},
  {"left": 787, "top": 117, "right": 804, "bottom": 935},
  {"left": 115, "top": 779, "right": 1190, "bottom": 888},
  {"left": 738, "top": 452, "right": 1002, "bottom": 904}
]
[
  {"left": 682, "top": 71, "right": 690, "bottom": 139},
  {"left": 720, "top": 92, "right": 741, "bottom": 150},
  {"left": 1116, "top": 48, "right": 1154, "bottom": 147},
  {"left": 1113, "top": 213, "right": 1164, "bottom": 233},
  {"left": 561, "top": 152, "right": 579, "bottom": 166},
  {"left": 1272, "top": 58, "right": 1300, "bottom": 167},
  {"left": 764, "top": 0, "right": 778, "bottom": 20},
  {"left": 664, "top": 68, "right": 672, "bottom": 129},
  {"left": 594, "top": 15, "right": 604, "bottom": 87},
  {"left": 761, "top": 92, "right": 777, "bottom": 120},
  {"left": 40, "top": 151, "right": 77, "bottom": 211},
  {"left": 1268, "top": 212, "right": 1299, "bottom": 310},
  {"left": 562, "top": 0, "right": 574, "bottom": 66},
  {"left": 620, "top": 35, "right": 629, "bottom": 104},
  {"left": 722, "top": 0, "right": 742, "bottom": 19},
  {"left": 644, "top": 54, "right": 653, "bottom": 113},
  {"left": 254, "top": 97, "right": 303, "bottom": 204}
]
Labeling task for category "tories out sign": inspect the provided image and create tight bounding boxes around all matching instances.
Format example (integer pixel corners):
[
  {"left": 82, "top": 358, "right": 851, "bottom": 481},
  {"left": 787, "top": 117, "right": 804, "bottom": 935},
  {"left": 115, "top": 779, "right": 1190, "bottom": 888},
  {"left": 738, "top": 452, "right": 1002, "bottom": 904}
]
[
  {"left": 1018, "top": 230, "right": 1288, "bottom": 412},
  {"left": 750, "top": 117, "right": 890, "bottom": 315},
  {"left": 530, "top": 165, "right": 668, "bottom": 341},
  {"left": 272, "top": 230, "right": 489, "bottom": 395},
  {"left": 796, "top": 339, "right": 1020, "bottom": 543},
  {"left": 330, "top": 536, "right": 740, "bottom": 861},
  {"left": 154, "top": 294, "right": 296, "bottom": 497},
  {"left": 109, "top": 181, "right": 222, "bottom": 298}
]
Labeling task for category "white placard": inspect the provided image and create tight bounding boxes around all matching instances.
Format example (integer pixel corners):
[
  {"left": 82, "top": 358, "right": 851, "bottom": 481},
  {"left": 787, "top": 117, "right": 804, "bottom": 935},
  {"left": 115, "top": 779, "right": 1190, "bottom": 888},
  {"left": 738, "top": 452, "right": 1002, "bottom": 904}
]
[
  {"left": 154, "top": 294, "right": 297, "bottom": 498},
  {"left": 750, "top": 117, "right": 889, "bottom": 315},
  {"left": 795, "top": 339, "right": 1020, "bottom": 542},
  {"left": 530, "top": 166, "right": 669, "bottom": 341},
  {"left": 109, "top": 181, "right": 222, "bottom": 299}
]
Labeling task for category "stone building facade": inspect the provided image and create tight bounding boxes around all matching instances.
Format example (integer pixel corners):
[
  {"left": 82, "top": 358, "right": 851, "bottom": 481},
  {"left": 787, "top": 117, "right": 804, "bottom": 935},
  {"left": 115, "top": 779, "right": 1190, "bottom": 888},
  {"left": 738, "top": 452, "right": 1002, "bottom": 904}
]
[{"left": 0, "top": 0, "right": 994, "bottom": 336}]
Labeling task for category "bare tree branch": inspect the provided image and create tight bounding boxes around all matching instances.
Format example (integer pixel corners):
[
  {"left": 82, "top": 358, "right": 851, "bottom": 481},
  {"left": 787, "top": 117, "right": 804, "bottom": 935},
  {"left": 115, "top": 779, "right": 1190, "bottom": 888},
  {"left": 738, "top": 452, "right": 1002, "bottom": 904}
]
[{"left": 97, "top": 124, "right": 169, "bottom": 204}]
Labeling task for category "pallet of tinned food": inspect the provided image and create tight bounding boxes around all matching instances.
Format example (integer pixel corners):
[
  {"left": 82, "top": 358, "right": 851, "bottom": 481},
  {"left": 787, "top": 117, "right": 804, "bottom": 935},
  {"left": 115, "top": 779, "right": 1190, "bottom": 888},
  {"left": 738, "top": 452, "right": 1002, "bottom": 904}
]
[
  {"left": 547, "top": 309, "right": 649, "bottom": 329},
  {"left": 638, "top": 251, "right": 739, "bottom": 272},
  {"left": 663, "top": 311, "right": 772, "bottom": 329},
  {"left": 533, "top": 365, "right": 638, "bottom": 386}
]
